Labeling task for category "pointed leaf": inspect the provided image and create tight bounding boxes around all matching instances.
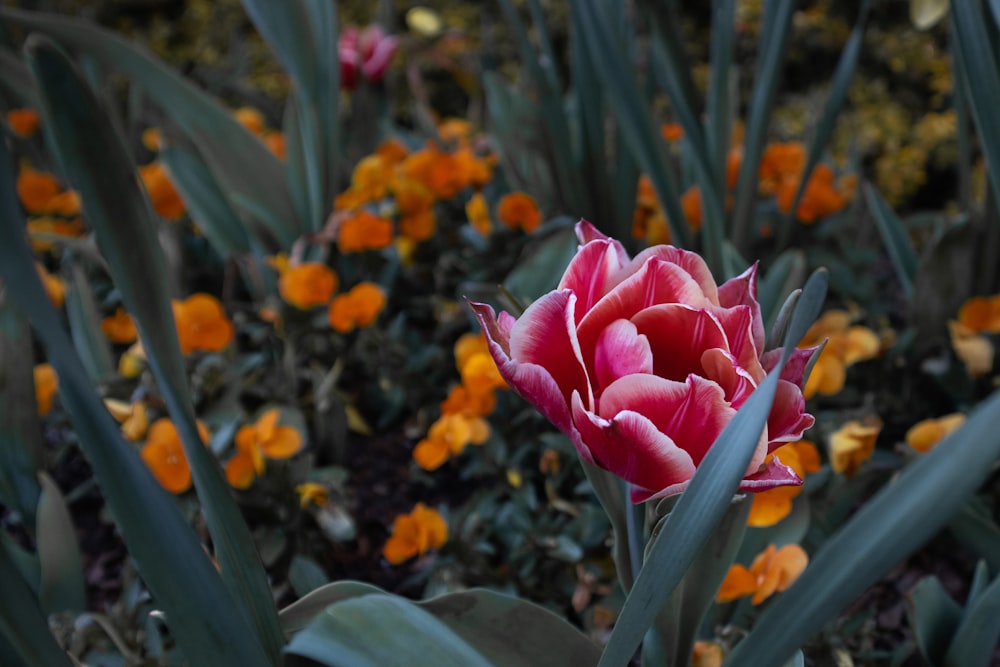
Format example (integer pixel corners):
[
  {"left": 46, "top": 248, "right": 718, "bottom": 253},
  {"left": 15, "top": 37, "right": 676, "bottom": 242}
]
[
  {"left": 0, "top": 542, "right": 71, "bottom": 667},
  {"left": 906, "top": 576, "right": 962, "bottom": 664},
  {"left": 63, "top": 259, "right": 114, "bottom": 382},
  {"left": 864, "top": 184, "right": 917, "bottom": 298},
  {"left": 945, "top": 572, "right": 1000, "bottom": 667},
  {"left": 35, "top": 471, "right": 85, "bottom": 614}
]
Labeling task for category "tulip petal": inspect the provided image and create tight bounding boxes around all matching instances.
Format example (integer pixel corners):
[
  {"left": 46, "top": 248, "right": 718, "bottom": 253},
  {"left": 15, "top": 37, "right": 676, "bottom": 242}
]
[
  {"left": 614, "top": 245, "right": 719, "bottom": 303},
  {"left": 765, "top": 380, "right": 815, "bottom": 447},
  {"left": 719, "top": 263, "right": 764, "bottom": 355},
  {"left": 593, "top": 319, "right": 653, "bottom": 392},
  {"left": 738, "top": 456, "right": 802, "bottom": 492},
  {"left": 708, "top": 304, "right": 764, "bottom": 381},
  {"left": 597, "top": 374, "right": 736, "bottom": 467},
  {"left": 558, "top": 239, "right": 630, "bottom": 322},
  {"left": 571, "top": 390, "right": 696, "bottom": 496},
  {"left": 762, "top": 346, "right": 816, "bottom": 388},
  {"left": 700, "top": 348, "right": 757, "bottom": 405},
  {"left": 630, "top": 304, "right": 729, "bottom": 384}
]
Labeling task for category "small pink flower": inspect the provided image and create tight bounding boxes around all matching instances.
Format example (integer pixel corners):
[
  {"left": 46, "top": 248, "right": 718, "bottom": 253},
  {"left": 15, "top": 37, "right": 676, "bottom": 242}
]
[
  {"left": 339, "top": 24, "right": 399, "bottom": 90},
  {"left": 470, "top": 221, "right": 815, "bottom": 503}
]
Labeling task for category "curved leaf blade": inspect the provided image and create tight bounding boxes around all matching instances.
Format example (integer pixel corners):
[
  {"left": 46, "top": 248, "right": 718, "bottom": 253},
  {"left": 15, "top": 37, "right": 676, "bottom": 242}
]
[{"left": 35, "top": 471, "right": 85, "bottom": 614}]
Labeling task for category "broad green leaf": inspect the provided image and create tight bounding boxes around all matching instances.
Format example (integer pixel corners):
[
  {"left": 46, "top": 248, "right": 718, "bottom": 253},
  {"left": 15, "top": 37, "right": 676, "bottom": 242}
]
[
  {"left": 35, "top": 471, "right": 85, "bottom": 614},
  {"left": 948, "top": 500, "right": 1000, "bottom": 574},
  {"left": 777, "top": 1, "right": 870, "bottom": 247},
  {"left": 952, "top": 2, "right": 1000, "bottom": 211},
  {"left": 0, "top": 299, "right": 42, "bottom": 526},
  {"left": 730, "top": 0, "right": 795, "bottom": 251},
  {"left": 158, "top": 143, "right": 252, "bottom": 255},
  {"left": 288, "top": 555, "right": 330, "bottom": 599},
  {"left": 724, "top": 385, "right": 1000, "bottom": 666},
  {"left": 0, "top": 542, "right": 71, "bottom": 667},
  {"left": 504, "top": 224, "right": 580, "bottom": 302},
  {"left": 0, "top": 7, "right": 297, "bottom": 249},
  {"left": 279, "top": 581, "right": 384, "bottom": 637},
  {"left": 25, "top": 37, "right": 283, "bottom": 663},
  {"left": 906, "top": 576, "right": 962, "bottom": 664},
  {"left": 597, "top": 270, "right": 827, "bottom": 667},
  {"left": 571, "top": 0, "right": 693, "bottom": 252},
  {"left": 945, "top": 572, "right": 1000, "bottom": 667},
  {"left": 286, "top": 588, "right": 601, "bottom": 667},
  {"left": 63, "top": 259, "right": 114, "bottom": 382},
  {"left": 864, "top": 184, "right": 918, "bottom": 298}
]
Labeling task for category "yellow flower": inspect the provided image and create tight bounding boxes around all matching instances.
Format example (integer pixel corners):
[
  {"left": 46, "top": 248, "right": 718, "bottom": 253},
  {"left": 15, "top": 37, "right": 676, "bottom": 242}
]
[
  {"left": 34, "top": 363, "right": 58, "bottom": 416},
  {"left": 118, "top": 341, "right": 146, "bottom": 378},
  {"left": 296, "top": 482, "right": 329, "bottom": 508},
  {"left": 224, "top": 410, "right": 303, "bottom": 489},
  {"left": 497, "top": 192, "right": 542, "bottom": 233},
  {"left": 949, "top": 321, "right": 994, "bottom": 377},
  {"left": 413, "top": 413, "right": 489, "bottom": 470},
  {"left": 716, "top": 544, "right": 809, "bottom": 605},
  {"left": 141, "top": 418, "right": 210, "bottom": 494},
  {"left": 327, "top": 283, "right": 387, "bottom": 333},
  {"left": 905, "top": 413, "right": 965, "bottom": 453},
  {"left": 173, "top": 294, "right": 234, "bottom": 355},
  {"left": 829, "top": 418, "right": 882, "bottom": 476},
  {"left": 101, "top": 308, "right": 138, "bottom": 344},
  {"left": 383, "top": 503, "right": 448, "bottom": 565},
  {"left": 278, "top": 263, "right": 338, "bottom": 309},
  {"left": 799, "top": 310, "right": 880, "bottom": 398},
  {"left": 104, "top": 398, "right": 149, "bottom": 441}
]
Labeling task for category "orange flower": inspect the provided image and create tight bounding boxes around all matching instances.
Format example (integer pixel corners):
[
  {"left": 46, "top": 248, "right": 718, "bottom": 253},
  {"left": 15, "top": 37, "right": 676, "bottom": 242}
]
[
  {"left": 717, "top": 544, "right": 808, "bottom": 604},
  {"left": 139, "top": 162, "right": 186, "bottom": 221},
  {"left": 460, "top": 352, "right": 507, "bottom": 395},
  {"left": 438, "top": 118, "right": 472, "bottom": 146},
  {"left": 453, "top": 147, "right": 493, "bottom": 189},
  {"left": 327, "top": 282, "right": 387, "bottom": 333},
  {"left": 101, "top": 307, "right": 138, "bottom": 344},
  {"left": 141, "top": 418, "right": 210, "bottom": 494},
  {"left": 173, "top": 293, "right": 234, "bottom": 355},
  {"left": 776, "top": 164, "right": 847, "bottom": 224},
  {"left": 27, "top": 216, "right": 85, "bottom": 252},
  {"left": 278, "top": 263, "right": 338, "bottom": 309},
  {"left": 957, "top": 294, "right": 1000, "bottom": 333},
  {"left": 264, "top": 132, "right": 286, "bottom": 160},
  {"left": 233, "top": 107, "right": 266, "bottom": 135},
  {"left": 337, "top": 209, "right": 393, "bottom": 253},
  {"left": 383, "top": 503, "right": 448, "bottom": 565},
  {"left": 905, "top": 413, "right": 965, "bottom": 453},
  {"left": 466, "top": 192, "right": 492, "bottom": 236},
  {"left": 7, "top": 108, "right": 40, "bottom": 137},
  {"left": 440, "top": 384, "right": 497, "bottom": 418},
  {"left": 726, "top": 148, "right": 743, "bottom": 190},
  {"left": 224, "top": 409, "right": 303, "bottom": 489},
  {"left": 691, "top": 642, "right": 724, "bottom": 667},
  {"left": 17, "top": 166, "right": 62, "bottom": 214},
  {"left": 399, "top": 209, "right": 437, "bottom": 242},
  {"left": 401, "top": 145, "right": 463, "bottom": 199},
  {"left": 376, "top": 138, "right": 410, "bottom": 165},
  {"left": 413, "top": 413, "right": 489, "bottom": 470},
  {"left": 798, "top": 310, "right": 880, "bottom": 398},
  {"left": 747, "top": 440, "right": 820, "bottom": 527},
  {"left": 351, "top": 154, "right": 393, "bottom": 202},
  {"left": 393, "top": 178, "right": 435, "bottom": 217},
  {"left": 949, "top": 321, "right": 994, "bottom": 377},
  {"left": 661, "top": 122, "right": 684, "bottom": 142},
  {"left": 497, "top": 192, "right": 542, "bottom": 233},
  {"left": 828, "top": 417, "right": 882, "bottom": 476},
  {"left": 142, "top": 128, "right": 162, "bottom": 152},
  {"left": 34, "top": 363, "right": 58, "bottom": 416},
  {"left": 758, "top": 142, "right": 806, "bottom": 194},
  {"left": 680, "top": 186, "right": 703, "bottom": 230},
  {"left": 35, "top": 263, "right": 64, "bottom": 308},
  {"left": 46, "top": 191, "right": 82, "bottom": 217}
]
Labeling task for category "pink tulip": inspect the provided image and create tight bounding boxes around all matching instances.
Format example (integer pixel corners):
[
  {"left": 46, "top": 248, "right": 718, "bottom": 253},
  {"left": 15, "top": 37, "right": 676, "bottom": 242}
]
[
  {"left": 339, "top": 24, "right": 399, "bottom": 90},
  {"left": 470, "top": 221, "right": 815, "bottom": 503}
]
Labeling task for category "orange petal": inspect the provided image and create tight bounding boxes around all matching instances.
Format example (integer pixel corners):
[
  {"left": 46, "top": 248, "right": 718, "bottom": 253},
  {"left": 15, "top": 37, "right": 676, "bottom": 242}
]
[
  {"left": 263, "top": 425, "right": 303, "bottom": 459},
  {"left": 225, "top": 451, "right": 257, "bottom": 489},
  {"left": 413, "top": 438, "right": 450, "bottom": 470},
  {"left": 716, "top": 564, "right": 757, "bottom": 603}
]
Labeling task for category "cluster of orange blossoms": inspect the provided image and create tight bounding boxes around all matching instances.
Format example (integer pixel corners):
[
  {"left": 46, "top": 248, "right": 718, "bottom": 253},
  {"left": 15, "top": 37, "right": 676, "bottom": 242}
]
[
  {"left": 797, "top": 310, "right": 880, "bottom": 398},
  {"left": 633, "top": 127, "right": 854, "bottom": 246},
  {"left": 949, "top": 293, "right": 1000, "bottom": 377},
  {"left": 383, "top": 502, "right": 448, "bottom": 565},
  {"left": 274, "top": 260, "right": 387, "bottom": 334},
  {"left": 413, "top": 332, "right": 507, "bottom": 470},
  {"left": 717, "top": 543, "right": 809, "bottom": 605}
]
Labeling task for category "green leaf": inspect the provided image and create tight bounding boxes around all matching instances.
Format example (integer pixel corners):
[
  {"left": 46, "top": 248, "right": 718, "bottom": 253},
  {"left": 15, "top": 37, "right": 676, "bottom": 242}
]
[
  {"left": 0, "top": 7, "right": 298, "bottom": 249},
  {"left": 0, "top": 48, "right": 36, "bottom": 107},
  {"left": 948, "top": 500, "right": 1000, "bottom": 574},
  {"left": 24, "top": 36, "right": 282, "bottom": 664},
  {"left": 724, "top": 385, "right": 1000, "bottom": 666},
  {"left": 35, "top": 471, "right": 85, "bottom": 614},
  {"left": 705, "top": 0, "right": 736, "bottom": 190},
  {"left": 864, "top": 183, "right": 918, "bottom": 298},
  {"left": 906, "top": 576, "right": 962, "bottom": 664},
  {"left": 0, "top": 299, "right": 42, "bottom": 526},
  {"left": 581, "top": 460, "right": 634, "bottom": 590},
  {"left": 952, "top": 1, "right": 1000, "bottom": 211},
  {"left": 759, "top": 250, "right": 807, "bottom": 336},
  {"left": 0, "top": 541, "right": 71, "bottom": 667},
  {"left": 597, "top": 270, "right": 827, "bottom": 667},
  {"left": 945, "top": 571, "right": 1000, "bottom": 667},
  {"left": 63, "top": 259, "right": 114, "bottom": 382},
  {"left": 504, "top": 225, "right": 580, "bottom": 302},
  {"left": 730, "top": 0, "right": 795, "bottom": 251},
  {"left": 279, "top": 581, "right": 384, "bottom": 637},
  {"left": 158, "top": 143, "right": 252, "bottom": 255},
  {"left": 286, "top": 588, "right": 601, "bottom": 667},
  {"left": 288, "top": 555, "right": 330, "bottom": 599},
  {"left": 571, "top": 0, "right": 693, "bottom": 252}
]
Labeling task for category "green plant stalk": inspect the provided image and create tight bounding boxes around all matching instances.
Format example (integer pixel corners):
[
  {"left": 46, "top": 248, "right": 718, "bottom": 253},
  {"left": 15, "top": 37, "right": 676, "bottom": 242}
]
[
  {"left": 0, "top": 103, "right": 270, "bottom": 667},
  {"left": 25, "top": 37, "right": 284, "bottom": 662}
]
